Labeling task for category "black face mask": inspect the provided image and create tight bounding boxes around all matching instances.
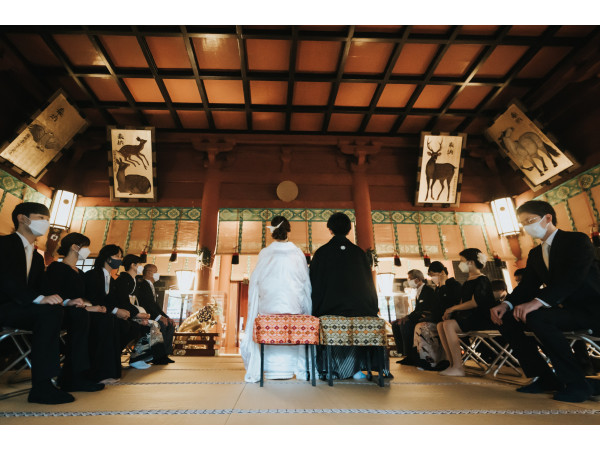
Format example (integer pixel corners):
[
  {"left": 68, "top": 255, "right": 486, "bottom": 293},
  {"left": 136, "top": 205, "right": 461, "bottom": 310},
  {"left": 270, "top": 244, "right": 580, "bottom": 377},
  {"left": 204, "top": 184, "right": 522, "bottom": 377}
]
[{"left": 107, "top": 258, "right": 122, "bottom": 269}]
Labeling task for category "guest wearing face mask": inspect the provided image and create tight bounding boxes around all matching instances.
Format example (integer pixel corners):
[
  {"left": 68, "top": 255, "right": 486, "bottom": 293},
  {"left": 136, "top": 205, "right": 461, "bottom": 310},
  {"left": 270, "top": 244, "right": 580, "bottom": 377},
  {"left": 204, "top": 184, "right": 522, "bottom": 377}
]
[
  {"left": 135, "top": 264, "right": 175, "bottom": 362},
  {"left": 436, "top": 248, "right": 499, "bottom": 377},
  {"left": 43, "top": 233, "right": 119, "bottom": 384},
  {"left": 110, "top": 254, "right": 167, "bottom": 368},
  {"left": 490, "top": 200, "right": 600, "bottom": 402},
  {"left": 0, "top": 202, "right": 76, "bottom": 404},
  {"left": 391, "top": 269, "right": 438, "bottom": 366}
]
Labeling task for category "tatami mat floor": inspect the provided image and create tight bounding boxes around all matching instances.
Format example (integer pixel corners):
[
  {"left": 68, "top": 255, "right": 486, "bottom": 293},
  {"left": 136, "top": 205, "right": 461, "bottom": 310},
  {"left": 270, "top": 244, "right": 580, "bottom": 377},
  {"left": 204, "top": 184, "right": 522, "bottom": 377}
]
[{"left": 1, "top": 355, "right": 599, "bottom": 425}]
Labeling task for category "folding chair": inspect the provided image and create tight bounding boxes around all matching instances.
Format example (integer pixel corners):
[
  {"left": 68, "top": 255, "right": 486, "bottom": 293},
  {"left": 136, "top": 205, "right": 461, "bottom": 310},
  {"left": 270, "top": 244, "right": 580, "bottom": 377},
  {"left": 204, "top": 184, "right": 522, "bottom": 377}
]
[
  {"left": 0, "top": 328, "right": 34, "bottom": 401},
  {"left": 458, "top": 330, "right": 523, "bottom": 377}
]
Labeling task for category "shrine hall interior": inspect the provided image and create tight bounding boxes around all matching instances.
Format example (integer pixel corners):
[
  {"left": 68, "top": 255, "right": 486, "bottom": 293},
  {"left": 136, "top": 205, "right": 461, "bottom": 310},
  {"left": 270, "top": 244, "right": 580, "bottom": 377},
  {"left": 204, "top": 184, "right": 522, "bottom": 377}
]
[{"left": 1, "top": 24, "right": 600, "bottom": 354}]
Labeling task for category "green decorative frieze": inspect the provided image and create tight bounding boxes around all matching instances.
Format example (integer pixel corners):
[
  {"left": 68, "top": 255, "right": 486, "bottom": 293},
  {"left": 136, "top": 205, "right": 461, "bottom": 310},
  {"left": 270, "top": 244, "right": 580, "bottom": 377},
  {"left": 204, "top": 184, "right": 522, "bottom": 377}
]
[
  {"left": 0, "top": 169, "right": 51, "bottom": 209},
  {"left": 219, "top": 208, "right": 356, "bottom": 222},
  {"left": 535, "top": 164, "right": 600, "bottom": 206},
  {"left": 74, "top": 206, "right": 202, "bottom": 222},
  {"left": 371, "top": 210, "right": 492, "bottom": 226}
]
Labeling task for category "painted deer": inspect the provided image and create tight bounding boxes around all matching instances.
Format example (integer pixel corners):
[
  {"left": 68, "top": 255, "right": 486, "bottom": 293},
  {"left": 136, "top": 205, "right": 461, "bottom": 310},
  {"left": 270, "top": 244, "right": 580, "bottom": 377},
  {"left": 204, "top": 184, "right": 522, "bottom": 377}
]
[
  {"left": 500, "top": 127, "right": 560, "bottom": 176},
  {"left": 425, "top": 139, "right": 457, "bottom": 202},
  {"left": 114, "top": 157, "right": 151, "bottom": 195},
  {"left": 116, "top": 137, "right": 150, "bottom": 170}
]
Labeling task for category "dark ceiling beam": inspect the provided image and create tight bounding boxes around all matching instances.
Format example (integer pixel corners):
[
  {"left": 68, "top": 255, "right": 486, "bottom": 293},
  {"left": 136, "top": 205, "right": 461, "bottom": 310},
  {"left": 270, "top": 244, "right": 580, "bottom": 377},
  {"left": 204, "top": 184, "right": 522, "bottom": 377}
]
[
  {"left": 37, "top": 33, "right": 114, "bottom": 125},
  {"left": 321, "top": 26, "right": 355, "bottom": 132},
  {"left": 180, "top": 25, "right": 215, "bottom": 130},
  {"left": 523, "top": 27, "right": 600, "bottom": 113},
  {"left": 391, "top": 26, "right": 462, "bottom": 134},
  {"left": 285, "top": 26, "right": 299, "bottom": 132},
  {"left": 133, "top": 26, "right": 182, "bottom": 129},
  {"left": 424, "top": 25, "right": 511, "bottom": 132},
  {"left": 358, "top": 26, "right": 411, "bottom": 133},
  {"left": 457, "top": 26, "right": 561, "bottom": 133},
  {"left": 2, "top": 25, "right": 588, "bottom": 48},
  {"left": 236, "top": 26, "right": 253, "bottom": 131},
  {"left": 83, "top": 26, "right": 148, "bottom": 126},
  {"left": 35, "top": 66, "right": 538, "bottom": 88}
]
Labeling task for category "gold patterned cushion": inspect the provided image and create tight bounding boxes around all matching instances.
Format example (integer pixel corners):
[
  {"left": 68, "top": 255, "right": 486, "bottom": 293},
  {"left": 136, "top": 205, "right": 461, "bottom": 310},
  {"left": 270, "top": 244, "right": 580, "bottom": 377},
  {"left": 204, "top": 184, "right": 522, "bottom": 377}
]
[
  {"left": 253, "top": 314, "right": 320, "bottom": 345},
  {"left": 319, "top": 315, "right": 386, "bottom": 346}
]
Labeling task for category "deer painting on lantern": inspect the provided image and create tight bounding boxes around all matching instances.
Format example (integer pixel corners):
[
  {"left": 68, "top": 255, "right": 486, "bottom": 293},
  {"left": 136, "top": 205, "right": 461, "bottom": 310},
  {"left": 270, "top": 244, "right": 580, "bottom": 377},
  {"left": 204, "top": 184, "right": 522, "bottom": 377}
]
[
  {"left": 486, "top": 104, "right": 576, "bottom": 190},
  {"left": 108, "top": 127, "right": 157, "bottom": 201},
  {"left": 415, "top": 133, "right": 465, "bottom": 207}
]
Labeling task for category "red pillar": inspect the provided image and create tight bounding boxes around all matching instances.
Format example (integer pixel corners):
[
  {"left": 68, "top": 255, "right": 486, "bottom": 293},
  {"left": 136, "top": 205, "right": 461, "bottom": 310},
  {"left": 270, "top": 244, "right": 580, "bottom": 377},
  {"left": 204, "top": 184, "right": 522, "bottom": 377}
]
[{"left": 352, "top": 166, "right": 375, "bottom": 252}]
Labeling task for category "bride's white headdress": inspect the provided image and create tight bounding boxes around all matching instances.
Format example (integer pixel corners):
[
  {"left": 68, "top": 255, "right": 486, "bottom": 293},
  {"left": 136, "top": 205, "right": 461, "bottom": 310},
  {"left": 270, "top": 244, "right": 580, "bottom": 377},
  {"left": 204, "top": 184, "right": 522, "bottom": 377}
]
[
  {"left": 266, "top": 221, "right": 284, "bottom": 232},
  {"left": 477, "top": 251, "right": 488, "bottom": 266}
]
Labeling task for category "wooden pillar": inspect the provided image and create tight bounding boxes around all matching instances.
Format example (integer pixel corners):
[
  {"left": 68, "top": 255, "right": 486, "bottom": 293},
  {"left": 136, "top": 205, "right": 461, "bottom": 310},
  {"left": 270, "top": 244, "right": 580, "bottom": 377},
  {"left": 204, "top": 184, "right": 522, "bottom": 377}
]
[
  {"left": 218, "top": 254, "right": 238, "bottom": 353},
  {"left": 352, "top": 166, "right": 375, "bottom": 252}
]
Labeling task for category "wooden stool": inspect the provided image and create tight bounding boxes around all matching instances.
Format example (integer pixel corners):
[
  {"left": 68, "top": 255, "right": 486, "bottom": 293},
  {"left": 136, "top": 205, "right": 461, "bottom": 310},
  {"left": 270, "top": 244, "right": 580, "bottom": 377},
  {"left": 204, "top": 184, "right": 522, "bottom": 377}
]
[
  {"left": 319, "top": 315, "right": 387, "bottom": 387},
  {"left": 253, "top": 314, "right": 320, "bottom": 387}
]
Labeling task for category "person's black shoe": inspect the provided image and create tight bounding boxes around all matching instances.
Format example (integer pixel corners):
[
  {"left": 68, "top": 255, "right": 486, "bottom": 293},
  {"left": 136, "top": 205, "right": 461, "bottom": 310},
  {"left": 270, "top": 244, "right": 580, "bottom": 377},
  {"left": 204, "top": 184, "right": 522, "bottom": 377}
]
[
  {"left": 166, "top": 357, "right": 175, "bottom": 363},
  {"left": 152, "top": 356, "right": 170, "bottom": 365},
  {"left": 28, "top": 381, "right": 75, "bottom": 405},
  {"left": 586, "top": 378, "right": 600, "bottom": 396},
  {"left": 61, "top": 379, "right": 105, "bottom": 392},
  {"left": 553, "top": 382, "right": 592, "bottom": 403},
  {"left": 516, "top": 377, "right": 562, "bottom": 394},
  {"left": 399, "top": 357, "right": 418, "bottom": 366},
  {"left": 431, "top": 360, "right": 450, "bottom": 372}
]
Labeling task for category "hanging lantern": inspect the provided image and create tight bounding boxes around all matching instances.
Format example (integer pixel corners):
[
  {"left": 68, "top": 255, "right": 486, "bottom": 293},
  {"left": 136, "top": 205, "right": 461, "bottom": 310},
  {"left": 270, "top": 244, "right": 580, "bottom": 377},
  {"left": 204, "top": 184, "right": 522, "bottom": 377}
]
[
  {"left": 394, "top": 254, "right": 401, "bottom": 267},
  {"left": 139, "top": 248, "right": 148, "bottom": 264},
  {"left": 232, "top": 253, "right": 240, "bottom": 265},
  {"left": 490, "top": 197, "right": 520, "bottom": 237},
  {"left": 423, "top": 254, "right": 431, "bottom": 267},
  {"left": 169, "top": 250, "right": 178, "bottom": 262},
  {"left": 592, "top": 227, "right": 600, "bottom": 247},
  {"left": 305, "top": 252, "right": 311, "bottom": 265}
]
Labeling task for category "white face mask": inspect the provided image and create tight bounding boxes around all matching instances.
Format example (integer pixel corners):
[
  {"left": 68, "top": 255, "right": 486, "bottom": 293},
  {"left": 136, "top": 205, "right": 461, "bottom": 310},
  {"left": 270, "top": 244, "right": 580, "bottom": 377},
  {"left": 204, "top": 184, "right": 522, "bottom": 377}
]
[
  {"left": 458, "top": 261, "right": 470, "bottom": 273},
  {"left": 152, "top": 273, "right": 160, "bottom": 282},
  {"left": 77, "top": 247, "right": 91, "bottom": 261},
  {"left": 137, "top": 265, "right": 144, "bottom": 275},
  {"left": 431, "top": 275, "right": 440, "bottom": 285},
  {"left": 408, "top": 279, "right": 418, "bottom": 288},
  {"left": 523, "top": 217, "right": 549, "bottom": 239},
  {"left": 27, "top": 219, "right": 50, "bottom": 237}
]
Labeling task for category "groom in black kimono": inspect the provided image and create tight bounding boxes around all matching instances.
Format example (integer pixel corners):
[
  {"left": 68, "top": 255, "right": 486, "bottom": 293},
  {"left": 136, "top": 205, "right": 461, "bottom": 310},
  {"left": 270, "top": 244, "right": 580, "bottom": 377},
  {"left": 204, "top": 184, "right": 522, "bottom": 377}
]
[
  {"left": 310, "top": 212, "right": 383, "bottom": 380},
  {"left": 490, "top": 200, "right": 600, "bottom": 403}
]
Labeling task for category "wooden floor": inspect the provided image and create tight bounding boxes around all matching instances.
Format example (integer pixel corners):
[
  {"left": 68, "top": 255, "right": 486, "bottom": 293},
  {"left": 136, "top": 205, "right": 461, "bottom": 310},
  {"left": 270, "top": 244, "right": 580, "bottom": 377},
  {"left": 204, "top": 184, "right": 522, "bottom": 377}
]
[{"left": 1, "top": 355, "right": 599, "bottom": 425}]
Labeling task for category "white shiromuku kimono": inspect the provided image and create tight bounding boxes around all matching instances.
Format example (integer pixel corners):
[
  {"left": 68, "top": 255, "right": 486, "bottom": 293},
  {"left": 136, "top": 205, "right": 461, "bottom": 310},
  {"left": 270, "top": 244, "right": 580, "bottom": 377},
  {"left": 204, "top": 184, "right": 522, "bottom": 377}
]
[{"left": 241, "top": 241, "right": 312, "bottom": 383}]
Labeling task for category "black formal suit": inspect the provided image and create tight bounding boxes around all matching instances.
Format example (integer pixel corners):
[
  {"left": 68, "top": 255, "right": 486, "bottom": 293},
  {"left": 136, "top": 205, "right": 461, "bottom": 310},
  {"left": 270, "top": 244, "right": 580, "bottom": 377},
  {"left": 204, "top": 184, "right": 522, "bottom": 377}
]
[
  {"left": 499, "top": 229, "right": 600, "bottom": 387},
  {"left": 392, "top": 284, "right": 439, "bottom": 356},
  {"left": 84, "top": 267, "right": 114, "bottom": 310},
  {"left": 135, "top": 278, "right": 175, "bottom": 353},
  {"left": 310, "top": 235, "right": 378, "bottom": 318},
  {"left": 437, "top": 277, "right": 462, "bottom": 314},
  {"left": 0, "top": 233, "right": 63, "bottom": 385}
]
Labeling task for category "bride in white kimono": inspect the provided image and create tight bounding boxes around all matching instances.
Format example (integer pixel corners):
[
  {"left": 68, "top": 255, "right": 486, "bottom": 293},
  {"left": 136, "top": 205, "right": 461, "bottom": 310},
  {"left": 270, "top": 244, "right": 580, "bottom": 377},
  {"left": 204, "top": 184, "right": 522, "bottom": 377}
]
[{"left": 241, "top": 216, "right": 312, "bottom": 383}]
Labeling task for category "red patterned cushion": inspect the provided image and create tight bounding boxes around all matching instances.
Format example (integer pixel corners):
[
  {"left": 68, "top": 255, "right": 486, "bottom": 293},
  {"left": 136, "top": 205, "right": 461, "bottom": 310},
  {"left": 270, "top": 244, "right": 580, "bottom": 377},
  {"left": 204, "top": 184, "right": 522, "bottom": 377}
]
[{"left": 253, "top": 314, "right": 320, "bottom": 345}]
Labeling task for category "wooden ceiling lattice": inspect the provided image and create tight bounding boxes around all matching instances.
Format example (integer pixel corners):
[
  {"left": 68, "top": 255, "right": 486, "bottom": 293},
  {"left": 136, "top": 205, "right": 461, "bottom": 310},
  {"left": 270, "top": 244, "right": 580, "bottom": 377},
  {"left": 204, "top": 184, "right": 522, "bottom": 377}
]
[{"left": 2, "top": 25, "right": 598, "bottom": 137}]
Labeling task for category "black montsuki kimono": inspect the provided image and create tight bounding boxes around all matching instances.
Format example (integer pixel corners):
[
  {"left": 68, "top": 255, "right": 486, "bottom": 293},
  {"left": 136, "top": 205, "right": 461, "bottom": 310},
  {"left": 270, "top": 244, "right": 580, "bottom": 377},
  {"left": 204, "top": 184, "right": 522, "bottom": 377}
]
[{"left": 310, "top": 235, "right": 389, "bottom": 380}]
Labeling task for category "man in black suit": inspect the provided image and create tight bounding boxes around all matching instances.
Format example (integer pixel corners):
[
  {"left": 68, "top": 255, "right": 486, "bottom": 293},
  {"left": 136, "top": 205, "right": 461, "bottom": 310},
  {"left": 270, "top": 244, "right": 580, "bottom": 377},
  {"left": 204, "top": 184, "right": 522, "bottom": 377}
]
[
  {"left": 491, "top": 200, "right": 600, "bottom": 402},
  {"left": 392, "top": 269, "right": 439, "bottom": 365},
  {"left": 135, "top": 264, "right": 175, "bottom": 361},
  {"left": 0, "top": 202, "right": 99, "bottom": 404}
]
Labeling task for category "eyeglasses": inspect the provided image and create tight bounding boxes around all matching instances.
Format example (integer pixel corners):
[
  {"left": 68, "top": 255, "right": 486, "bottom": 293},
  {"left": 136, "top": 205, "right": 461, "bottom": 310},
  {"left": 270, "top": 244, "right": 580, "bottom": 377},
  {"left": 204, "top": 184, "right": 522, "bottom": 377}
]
[{"left": 520, "top": 216, "right": 542, "bottom": 226}]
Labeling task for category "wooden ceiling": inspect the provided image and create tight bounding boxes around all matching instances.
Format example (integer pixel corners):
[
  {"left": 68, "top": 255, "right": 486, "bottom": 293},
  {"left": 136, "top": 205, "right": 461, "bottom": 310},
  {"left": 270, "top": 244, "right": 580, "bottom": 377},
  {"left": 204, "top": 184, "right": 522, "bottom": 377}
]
[{"left": 2, "top": 25, "right": 598, "bottom": 137}]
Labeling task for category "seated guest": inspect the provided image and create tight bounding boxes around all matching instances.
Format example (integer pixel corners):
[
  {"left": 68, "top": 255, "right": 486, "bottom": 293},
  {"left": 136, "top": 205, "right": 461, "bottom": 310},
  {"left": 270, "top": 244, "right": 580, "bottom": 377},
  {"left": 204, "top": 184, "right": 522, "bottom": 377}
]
[
  {"left": 44, "top": 233, "right": 120, "bottom": 384},
  {"left": 391, "top": 269, "right": 438, "bottom": 366},
  {"left": 412, "top": 261, "right": 462, "bottom": 371},
  {"left": 490, "top": 200, "right": 600, "bottom": 402},
  {"left": 310, "top": 212, "right": 388, "bottom": 380},
  {"left": 491, "top": 279, "right": 508, "bottom": 302},
  {"left": 437, "top": 248, "right": 499, "bottom": 376},
  {"left": 241, "top": 216, "right": 312, "bottom": 382},
  {"left": 135, "top": 264, "right": 175, "bottom": 362},
  {"left": 0, "top": 202, "right": 94, "bottom": 404},
  {"left": 110, "top": 254, "right": 168, "bottom": 367},
  {"left": 513, "top": 268, "right": 526, "bottom": 285}
]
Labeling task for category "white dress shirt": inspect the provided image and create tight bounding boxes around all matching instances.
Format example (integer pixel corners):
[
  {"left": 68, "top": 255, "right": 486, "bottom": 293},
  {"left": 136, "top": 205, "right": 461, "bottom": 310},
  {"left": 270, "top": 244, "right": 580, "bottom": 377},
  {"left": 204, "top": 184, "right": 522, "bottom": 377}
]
[
  {"left": 17, "top": 232, "right": 45, "bottom": 305},
  {"left": 146, "top": 279, "right": 163, "bottom": 321},
  {"left": 505, "top": 229, "right": 558, "bottom": 310},
  {"left": 103, "top": 268, "right": 119, "bottom": 315}
]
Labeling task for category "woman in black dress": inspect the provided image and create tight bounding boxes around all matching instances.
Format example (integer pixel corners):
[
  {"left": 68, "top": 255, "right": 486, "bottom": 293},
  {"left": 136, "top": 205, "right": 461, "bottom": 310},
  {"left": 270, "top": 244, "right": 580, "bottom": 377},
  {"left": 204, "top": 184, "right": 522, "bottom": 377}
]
[
  {"left": 43, "top": 233, "right": 121, "bottom": 384},
  {"left": 436, "top": 248, "right": 499, "bottom": 376}
]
